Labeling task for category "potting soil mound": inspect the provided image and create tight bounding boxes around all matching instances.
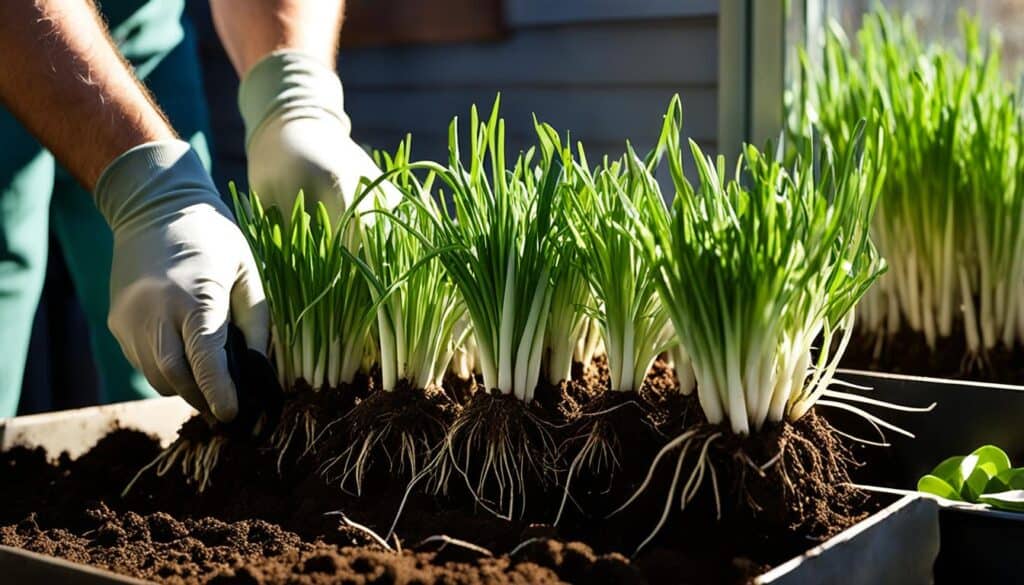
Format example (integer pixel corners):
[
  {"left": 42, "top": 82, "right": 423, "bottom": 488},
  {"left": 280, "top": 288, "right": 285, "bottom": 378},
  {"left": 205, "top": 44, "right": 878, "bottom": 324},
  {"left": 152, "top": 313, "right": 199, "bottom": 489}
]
[{"left": 0, "top": 361, "right": 878, "bottom": 584}]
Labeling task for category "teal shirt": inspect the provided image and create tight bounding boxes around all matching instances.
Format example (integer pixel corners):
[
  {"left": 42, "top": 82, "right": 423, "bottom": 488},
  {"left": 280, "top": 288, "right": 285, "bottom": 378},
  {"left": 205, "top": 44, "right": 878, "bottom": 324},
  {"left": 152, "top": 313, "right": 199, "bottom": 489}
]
[
  {"left": 0, "top": 0, "right": 212, "bottom": 416},
  {"left": 98, "top": 0, "right": 187, "bottom": 77}
]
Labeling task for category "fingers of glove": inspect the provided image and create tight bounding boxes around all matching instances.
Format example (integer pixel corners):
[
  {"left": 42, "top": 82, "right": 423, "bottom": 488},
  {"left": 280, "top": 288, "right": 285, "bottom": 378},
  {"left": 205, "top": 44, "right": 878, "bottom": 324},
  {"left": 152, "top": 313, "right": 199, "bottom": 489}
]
[
  {"left": 231, "top": 263, "right": 270, "bottom": 354},
  {"left": 107, "top": 283, "right": 184, "bottom": 403},
  {"left": 152, "top": 322, "right": 212, "bottom": 418},
  {"left": 250, "top": 159, "right": 343, "bottom": 219},
  {"left": 182, "top": 295, "right": 238, "bottom": 423}
]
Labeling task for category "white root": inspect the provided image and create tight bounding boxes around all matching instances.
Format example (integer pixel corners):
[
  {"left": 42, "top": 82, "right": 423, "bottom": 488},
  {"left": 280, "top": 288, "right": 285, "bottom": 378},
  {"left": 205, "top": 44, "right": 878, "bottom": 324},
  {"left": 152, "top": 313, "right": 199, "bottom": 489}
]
[
  {"left": 819, "top": 389, "right": 936, "bottom": 412},
  {"left": 271, "top": 409, "right": 318, "bottom": 475},
  {"left": 624, "top": 431, "right": 722, "bottom": 556},
  {"left": 324, "top": 510, "right": 393, "bottom": 550},
  {"left": 417, "top": 535, "right": 494, "bottom": 557},
  {"left": 122, "top": 436, "right": 226, "bottom": 497},
  {"left": 815, "top": 400, "right": 916, "bottom": 438},
  {"left": 321, "top": 422, "right": 430, "bottom": 496},
  {"left": 553, "top": 420, "right": 620, "bottom": 526}
]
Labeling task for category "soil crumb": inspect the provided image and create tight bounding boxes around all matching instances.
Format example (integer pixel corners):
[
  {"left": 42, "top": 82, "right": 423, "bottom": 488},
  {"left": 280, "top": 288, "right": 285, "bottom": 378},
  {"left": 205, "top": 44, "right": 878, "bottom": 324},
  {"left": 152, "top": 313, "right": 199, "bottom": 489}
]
[{"left": 2, "top": 504, "right": 564, "bottom": 585}]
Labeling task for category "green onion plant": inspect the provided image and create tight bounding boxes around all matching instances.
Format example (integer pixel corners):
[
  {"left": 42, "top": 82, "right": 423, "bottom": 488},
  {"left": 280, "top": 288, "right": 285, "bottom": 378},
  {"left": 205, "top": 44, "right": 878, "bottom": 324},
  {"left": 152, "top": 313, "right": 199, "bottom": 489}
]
[
  {"left": 566, "top": 145, "right": 676, "bottom": 394},
  {"left": 554, "top": 138, "right": 690, "bottom": 525},
  {"left": 406, "top": 99, "right": 565, "bottom": 403},
  {"left": 394, "top": 100, "right": 565, "bottom": 520},
  {"left": 233, "top": 188, "right": 375, "bottom": 392},
  {"left": 638, "top": 96, "right": 888, "bottom": 435},
  {"left": 795, "top": 8, "right": 1024, "bottom": 362},
  {"left": 232, "top": 186, "right": 377, "bottom": 468},
  {"left": 616, "top": 97, "right": 914, "bottom": 552},
  {"left": 361, "top": 138, "right": 466, "bottom": 393},
  {"left": 319, "top": 138, "right": 467, "bottom": 494}
]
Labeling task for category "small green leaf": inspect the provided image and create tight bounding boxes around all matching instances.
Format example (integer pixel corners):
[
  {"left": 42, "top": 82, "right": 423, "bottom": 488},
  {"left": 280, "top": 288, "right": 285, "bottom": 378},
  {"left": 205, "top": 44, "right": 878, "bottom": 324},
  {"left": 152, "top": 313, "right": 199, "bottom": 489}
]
[
  {"left": 985, "top": 468, "right": 1024, "bottom": 493},
  {"left": 958, "top": 446, "right": 1011, "bottom": 501},
  {"left": 917, "top": 474, "right": 961, "bottom": 501},
  {"left": 963, "top": 460, "right": 992, "bottom": 502},
  {"left": 929, "top": 455, "right": 966, "bottom": 491},
  {"left": 979, "top": 490, "right": 1024, "bottom": 512},
  {"left": 971, "top": 445, "right": 1012, "bottom": 477}
]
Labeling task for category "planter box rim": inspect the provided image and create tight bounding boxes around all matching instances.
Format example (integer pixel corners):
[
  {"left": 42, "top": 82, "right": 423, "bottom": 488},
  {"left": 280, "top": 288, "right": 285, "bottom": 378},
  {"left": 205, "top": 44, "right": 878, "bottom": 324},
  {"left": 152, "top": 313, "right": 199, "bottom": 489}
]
[
  {"left": 755, "top": 493, "right": 936, "bottom": 584},
  {"left": 0, "top": 544, "right": 151, "bottom": 584}
]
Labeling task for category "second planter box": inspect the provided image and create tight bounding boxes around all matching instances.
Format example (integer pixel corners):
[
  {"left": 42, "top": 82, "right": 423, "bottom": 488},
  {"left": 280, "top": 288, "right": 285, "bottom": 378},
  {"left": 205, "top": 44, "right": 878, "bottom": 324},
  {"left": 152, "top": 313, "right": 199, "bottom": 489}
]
[{"left": 832, "top": 369, "right": 1024, "bottom": 583}]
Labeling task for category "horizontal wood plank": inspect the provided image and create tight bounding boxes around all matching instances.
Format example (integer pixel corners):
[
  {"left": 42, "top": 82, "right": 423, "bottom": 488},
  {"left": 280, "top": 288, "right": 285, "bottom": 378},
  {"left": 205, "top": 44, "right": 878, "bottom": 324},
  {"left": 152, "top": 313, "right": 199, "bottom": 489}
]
[
  {"left": 341, "top": 21, "right": 716, "bottom": 88},
  {"left": 341, "top": 0, "right": 504, "bottom": 48},
  {"left": 346, "top": 87, "right": 716, "bottom": 148},
  {"left": 505, "top": 0, "right": 718, "bottom": 27}
]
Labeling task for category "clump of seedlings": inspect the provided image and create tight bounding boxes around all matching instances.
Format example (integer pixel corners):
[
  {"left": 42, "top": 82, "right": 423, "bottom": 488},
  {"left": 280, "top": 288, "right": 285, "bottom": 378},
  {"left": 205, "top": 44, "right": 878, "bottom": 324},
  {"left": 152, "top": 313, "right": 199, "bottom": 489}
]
[
  {"left": 319, "top": 138, "right": 465, "bottom": 495},
  {"left": 119, "top": 89, "right": 942, "bottom": 564},
  {"left": 795, "top": 8, "right": 1024, "bottom": 372},
  {"left": 555, "top": 139, "right": 686, "bottom": 523},
  {"left": 233, "top": 186, "right": 376, "bottom": 470},
  {"left": 619, "top": 96, "right": 923, "bottom": 553},
  {"left": 395, "top": 101, "right": 566, "bottom": 521}
]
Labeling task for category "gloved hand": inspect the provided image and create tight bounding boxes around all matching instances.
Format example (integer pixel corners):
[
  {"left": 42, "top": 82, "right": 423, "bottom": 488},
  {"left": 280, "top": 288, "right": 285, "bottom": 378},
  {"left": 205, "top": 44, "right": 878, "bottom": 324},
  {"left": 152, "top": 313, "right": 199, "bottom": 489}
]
[
  {"left": 95, "top": 140, "right": 269, "bottom": 422},
  {"left": 238, "top": 50, "right": 400, "bottom": 218}
]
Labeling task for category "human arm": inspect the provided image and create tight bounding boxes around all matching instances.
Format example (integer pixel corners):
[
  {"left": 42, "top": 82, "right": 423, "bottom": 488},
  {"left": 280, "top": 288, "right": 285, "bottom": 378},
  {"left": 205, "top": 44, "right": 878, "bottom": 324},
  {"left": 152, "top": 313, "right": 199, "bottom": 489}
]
[
  {"left": 209, "top": 0, "right": 343, "bottom": 77},
  {"left": 0, "top": 0, "right": 269, "bottom": 421},
  {"left": 0, "top": 0, "right": 173, "bottom": 190},
  {"left": 209, "top": 0, "right": 399, "bottom": 218}
]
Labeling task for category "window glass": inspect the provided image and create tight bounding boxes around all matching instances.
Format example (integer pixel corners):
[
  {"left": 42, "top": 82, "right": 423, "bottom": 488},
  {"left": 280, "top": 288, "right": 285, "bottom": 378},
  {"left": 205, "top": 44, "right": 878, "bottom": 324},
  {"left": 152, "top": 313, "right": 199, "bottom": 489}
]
[{"left": 820, "top": 0, "right": 1024, "bottom": 76}]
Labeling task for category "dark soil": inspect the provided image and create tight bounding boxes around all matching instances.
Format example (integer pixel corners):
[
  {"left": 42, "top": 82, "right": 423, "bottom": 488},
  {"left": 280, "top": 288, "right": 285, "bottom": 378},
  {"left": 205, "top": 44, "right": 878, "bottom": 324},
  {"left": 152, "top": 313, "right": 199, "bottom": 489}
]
[
  {"left": 0, "top": 359, "right": 882, "bottom": 584},
  {"left": 554, "top": 390, "right": 666, "bottom": 522},
  {"left": 843, "top": 326, "right": 1024, "bottom": 384},
  {"left": 319, "top": 383, "right": 458, "bottom": 495}
]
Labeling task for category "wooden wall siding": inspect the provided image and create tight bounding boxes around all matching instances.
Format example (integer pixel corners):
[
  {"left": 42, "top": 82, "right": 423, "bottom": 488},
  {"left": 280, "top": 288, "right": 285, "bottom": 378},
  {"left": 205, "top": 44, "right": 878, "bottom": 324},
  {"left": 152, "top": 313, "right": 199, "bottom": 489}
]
[
  {"left": 340, "top": 0, "right": 504, "bottom": 48},
  {"left": 347, "top": 87, "right": 715, "bottom": 164},
  {"left": 342, "top": 12, "right": 719, "bottom": 170},
  {"left": 340, "top": 21, "right": 716, "bottom": 88},
  {"left": 505, "top": 0, "right": 718, "bottom": 26},
  {"left": 185, "top": 1, "right": 719, "bottom": 192}
]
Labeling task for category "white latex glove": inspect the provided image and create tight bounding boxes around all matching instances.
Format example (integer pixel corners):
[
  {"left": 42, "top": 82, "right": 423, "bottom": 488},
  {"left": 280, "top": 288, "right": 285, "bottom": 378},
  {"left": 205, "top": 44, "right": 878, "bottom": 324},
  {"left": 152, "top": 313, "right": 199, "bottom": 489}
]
[
  {"left": 238, "top": 50, "right": 400, "bottom": 218},
  {"left": 95, "top": 140, "right": 269, "bottom": 422}
]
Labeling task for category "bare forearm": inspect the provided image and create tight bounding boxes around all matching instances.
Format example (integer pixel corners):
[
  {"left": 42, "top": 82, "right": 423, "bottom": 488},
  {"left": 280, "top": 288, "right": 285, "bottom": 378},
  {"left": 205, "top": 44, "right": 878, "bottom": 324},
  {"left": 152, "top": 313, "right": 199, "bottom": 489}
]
[
  {"left": 210, "top": 0, "right": 345, "bottom": 78},
  {"left": 0, "top": 0, "right": 175, "bottom": 191}
]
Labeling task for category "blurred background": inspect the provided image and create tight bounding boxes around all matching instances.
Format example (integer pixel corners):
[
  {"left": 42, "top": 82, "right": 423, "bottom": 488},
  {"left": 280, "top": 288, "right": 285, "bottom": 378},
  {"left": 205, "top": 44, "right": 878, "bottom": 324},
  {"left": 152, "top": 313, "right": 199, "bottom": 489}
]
[
  {"left": 821, "top": 0, "right": 1024, "bottom": 76},
  {"left": 17, "top": 0, "right": 1024, "bottom": 414}
]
